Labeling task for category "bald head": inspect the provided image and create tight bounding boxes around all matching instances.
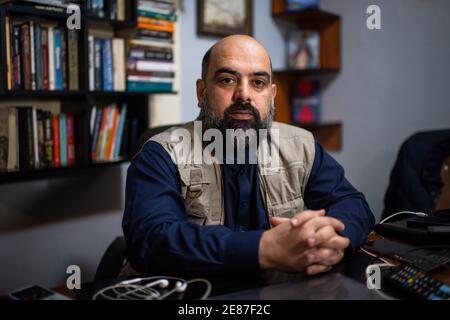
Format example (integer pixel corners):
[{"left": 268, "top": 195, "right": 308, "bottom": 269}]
[{"left": 201, "top": 35, "right": 273, "bottom": 81}]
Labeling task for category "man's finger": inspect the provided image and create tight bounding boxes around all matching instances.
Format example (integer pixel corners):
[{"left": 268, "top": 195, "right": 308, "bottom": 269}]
[
  {"left": 290, "top": 210, "right": 326, "bottom": 227},
  {"left": 312, "top": 225, "right": 336, "bottom": 247},
  {"left": 319, "top": 235, "right": 351, "bottom": 250},
  {"left": 305, "top": 264, "right": 332, "bottom": 276},
  {"left": 301, "top": 217, "right": 345, "bottom": 241},
  {"left": 270, "top": 210, "right": 325, "bottom": 228}
]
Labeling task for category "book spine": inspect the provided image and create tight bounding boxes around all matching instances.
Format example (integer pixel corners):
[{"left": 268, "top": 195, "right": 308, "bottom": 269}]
[
  {"left": 52, "top": 114, "right": 60, "bottom": 167},
  {"left": 6, "top": 16, "right": 12, "bottom": 90},
  {"left": 94, "top": 38, "right": 102, "bottom": 91},
  {"left": 13, "top": 26, "right": 22, "bottom": 90},
  {"left": 66, "top": 113, "right": 76, "bottom": 166},
  {"left": 91, "top": 107, "right": 102, "bottom": 160},
  {"left": 17, "top": 108, "right": 31, "bottom": 170},
  {"left": 48, "top": 26, "right": 55, "bottom": 90},
  {"left": 102, "top": 39, "right": 113, "bottom": 91},
  {"left": 34, "top": 24, "right": 42, "bottom": 91},
  {"left": 30, "top": 22, "right": 36, "bottom": 90},
  {"left": 32, "top": 107, "right": 39, "bottom": 168},
  {"left": 112, "top": 38, "right": 125, "bottom": 91},
  {"left": 113, "top": 104, "right": 127, "bottom": 159},
  {"left": 26, "top": 108, "right": 35, "bottom": 168},
  {"left": 127, "top": 81, "right": 172, "bottom": 92},
  {"left": 37, "top": 110, "right": 45, "bottom": 167},
  {"left": 54, "top": 28, "right": 62, "bottom": 90},
  {"left": 88, "top": 36, "right": 95, "bottom": 91},
  {"left": 41, "top": 27, "right": 49, "bottom": 90},
  {"left": 44, "top": 111, "right": 53, "bottom": 167},
  {"left": 7, "top": 108, "right": 19, "bottom": 171},
  {"left": 68, "top": 30, "right": 79, "bottom": 91},
  {"left": 59, "top": 113, "right": 67, "bottom": 166},
  {"left": 20, "top": 24, "right": 31, "bottom": 90},
  {"left": 60, "top": 28, "right": 67, "bottom": 90}
]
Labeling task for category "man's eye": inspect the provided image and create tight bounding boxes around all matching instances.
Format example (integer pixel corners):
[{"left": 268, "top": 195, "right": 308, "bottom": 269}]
[
  {"left": 253, "top": 79, "right": 267, "bottom": 87},
  {"left": 220, "top": 78, "right": 235, "bottom": 85}
]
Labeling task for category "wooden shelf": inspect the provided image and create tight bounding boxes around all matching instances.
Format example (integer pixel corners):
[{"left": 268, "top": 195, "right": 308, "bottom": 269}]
[
  {"left": 3, "top": 3, "right": 75, "bottom": 20},
  {"left": 1, "top": 90, "right": 86, "bottom": 98},
  {"left": 272, "top": 0, "right": 342, "bottom": 151},
  {"left": 0, "top": 159, "right": 130, "bottom": 184},
  {"left": 87, "top": 91, "right": 178, "bottom": 97},
  {"left": 294, "top": 122, "right": 342, "bottom": 151},
  {"left": 272, "top": 8, "right": 340, "bottom": 26},
  {"left": 274, "top": 68, "right": 339, "bottom": 77}
]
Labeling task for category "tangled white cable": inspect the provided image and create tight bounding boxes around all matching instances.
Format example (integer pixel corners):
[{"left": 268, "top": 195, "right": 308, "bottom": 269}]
[{"left": 92, "top": 276, "right": 212, "bottom": 300}]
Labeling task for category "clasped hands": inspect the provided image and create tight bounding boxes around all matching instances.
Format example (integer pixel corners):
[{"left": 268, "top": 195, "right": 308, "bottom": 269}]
[{"left": 259, "top": 210, "right": 350, "bottom": 275}]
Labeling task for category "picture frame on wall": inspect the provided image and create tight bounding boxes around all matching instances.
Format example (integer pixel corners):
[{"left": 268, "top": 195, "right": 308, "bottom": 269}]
[{"left": 197, "top": 0, "right": 253, "bottom": 37}]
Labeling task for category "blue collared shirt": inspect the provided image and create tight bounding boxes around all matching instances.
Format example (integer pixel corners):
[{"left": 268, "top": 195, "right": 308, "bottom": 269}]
[{"left": 123, "top": 140, "right": 375, "bottom": 275}]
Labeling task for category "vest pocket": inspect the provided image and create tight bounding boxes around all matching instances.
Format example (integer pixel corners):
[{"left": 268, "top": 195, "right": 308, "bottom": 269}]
[{"left": 179, "top": 167, "right": 210, "bottom": 225}]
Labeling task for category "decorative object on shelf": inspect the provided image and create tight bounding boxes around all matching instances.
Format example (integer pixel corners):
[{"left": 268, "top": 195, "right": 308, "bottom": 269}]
[
  {"left": 285, "top": 0, "right": 319, "bottom": 12},
  {"left": 288, "top": 30, "right": 320, "bottom": 69},
  {"left": 292, "top": 79, "right": 320, "bottom": 124},
  {"left": 197, "top": 0, "right": 252, "bottom": 37}
]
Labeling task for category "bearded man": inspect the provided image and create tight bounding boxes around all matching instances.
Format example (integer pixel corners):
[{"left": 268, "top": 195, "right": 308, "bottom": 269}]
[{"left": 122, "top": 35, "right": 375, "bottom": 276}]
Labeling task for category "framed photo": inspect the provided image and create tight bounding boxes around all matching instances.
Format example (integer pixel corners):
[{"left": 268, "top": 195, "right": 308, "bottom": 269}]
[{"left": 197, "top": 0, "right": 253, "bottom": 37}]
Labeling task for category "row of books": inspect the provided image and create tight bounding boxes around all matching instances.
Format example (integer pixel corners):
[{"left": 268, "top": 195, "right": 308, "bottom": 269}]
[
  {"left": 0, "top": 107, "right": 81, "bottom": 171},
  {"left": 0, "top": 104, "right": 138, "bottom": 171},
  {"left": 87, "top": 0, "right": 127, "bottom": 21},
  {"left": 88, "top": 36, "right": 126, "bottom": 91},
  {"left": 4, "top": 17, "right": 79, "bottom": 91},
  {"left": 89, "top": 103, "right": 129, "bottom": 162},
  {"left": 292, "top": 80, "right": 321, "bottom": 124},
  {"left": 0, "top": 0, "right": 81, "bottom": 9},
  {"left": 124, "top": 0, "right": 176, "bottom": 92}
]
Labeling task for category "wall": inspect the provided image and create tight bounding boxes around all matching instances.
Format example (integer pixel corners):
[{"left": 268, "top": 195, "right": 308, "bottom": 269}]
[
  {"left": 1, "top": 0, "right": 450, "bottom": 295},
  {"left": 319, "top": 0, "right": 450, "bottom": 216}
]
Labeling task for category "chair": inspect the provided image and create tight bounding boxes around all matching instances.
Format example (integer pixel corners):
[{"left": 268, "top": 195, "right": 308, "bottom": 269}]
[
  {"left": 95, "top": 124, "right": 180, "bottom": 281},
  {"left": 382, "top": 129, "right": 450, "bottom": 219}
]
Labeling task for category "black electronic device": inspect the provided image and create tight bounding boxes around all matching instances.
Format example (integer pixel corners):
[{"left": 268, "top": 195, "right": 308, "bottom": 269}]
[
  {"left": 383, "top": 265, "right": 450, "bottom": 300},
  {"left": 364, "top": 239, "right": 450, "bottom": 273}
]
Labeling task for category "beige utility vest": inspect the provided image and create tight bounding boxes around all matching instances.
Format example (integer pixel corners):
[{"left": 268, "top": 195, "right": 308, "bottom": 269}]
[{"left": 148, "top": 121, "right": 315, "bottom": 226}]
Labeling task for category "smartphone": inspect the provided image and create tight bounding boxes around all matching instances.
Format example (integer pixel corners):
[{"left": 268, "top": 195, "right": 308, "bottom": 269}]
[{"left": 9, "top": 285, "right": 72, "bottom": 300}]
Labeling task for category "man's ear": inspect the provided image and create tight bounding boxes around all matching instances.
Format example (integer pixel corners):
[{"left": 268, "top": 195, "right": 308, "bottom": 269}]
[
  {"left": 196, "top": 79, "right": 206, "bottom": 108},
  {"left": 271, "top": 83, "right": 277, "bottom": 99}
]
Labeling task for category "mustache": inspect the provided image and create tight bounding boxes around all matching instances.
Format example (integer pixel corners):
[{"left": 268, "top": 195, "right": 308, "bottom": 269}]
[{"left": 223, "top": 102, "right": 261, "bottom": 119}]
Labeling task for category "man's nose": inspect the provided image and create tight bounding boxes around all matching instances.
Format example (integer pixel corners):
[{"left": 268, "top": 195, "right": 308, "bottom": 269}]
[{"left": 233, "top": 80, "right": 251, "bottom": 102}]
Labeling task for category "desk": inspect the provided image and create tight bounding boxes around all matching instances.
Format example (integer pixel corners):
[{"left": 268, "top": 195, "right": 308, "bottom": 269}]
[{"left": 23, "top": 236, "right": 450, "bottom": 300}]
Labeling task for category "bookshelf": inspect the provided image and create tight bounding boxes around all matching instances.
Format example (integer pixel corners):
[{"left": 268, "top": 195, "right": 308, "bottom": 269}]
[
  {"left": 0, "top": 0, "right": 177, "bottom": 183},
  {"left": 271, "top": 0, "right": 342, "bottom": 151}
]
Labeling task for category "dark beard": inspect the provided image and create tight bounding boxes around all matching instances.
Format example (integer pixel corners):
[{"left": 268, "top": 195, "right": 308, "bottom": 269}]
[{"left": 197, "top": 95, "right": 274, "bottom": 133}]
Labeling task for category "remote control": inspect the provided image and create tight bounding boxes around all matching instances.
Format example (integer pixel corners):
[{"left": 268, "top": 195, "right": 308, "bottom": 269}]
[{"left": 384, "top": 265, "right": 450, "bottom": 300}]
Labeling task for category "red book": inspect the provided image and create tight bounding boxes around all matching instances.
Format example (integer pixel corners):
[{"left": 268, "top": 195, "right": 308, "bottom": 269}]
[
  {"left": 52, "top": 114, "right": 61, "bottom": 167},
  {"left": 66, "top": 113, "right": 76, "bottom": 166},
  {"left": 20, "top": 23, "right": 32, "bottom": 90}
]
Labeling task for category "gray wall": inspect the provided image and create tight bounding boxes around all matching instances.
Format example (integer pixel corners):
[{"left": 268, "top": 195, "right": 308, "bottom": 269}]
[
  {"left": 1, "top": 0, "right": 450, "bottom": 294},
  {"left": 319, "top": 0, "right": 450, "bottom": 216}
]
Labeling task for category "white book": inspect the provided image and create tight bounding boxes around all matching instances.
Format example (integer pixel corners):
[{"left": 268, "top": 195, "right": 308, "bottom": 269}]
[
  {"left": 133, "top": 60, "right": 175, "bottom": 73},
  {"left": 89, "top": 105, "right": 97, "bottom": 136},
  {"left": 112, "top": 38, "right": 125, "bottom": 91},
  {"left": 88, "top": 35, "right": 95, "bottom": 91},
  {"left": 129, "top": 39, "right": 173, "bottom": 49},
  {"left": 117, "top": 0, "right": 125, "bottom": 21},
  {"left": 48, "top": 26, "right": 55, "bottom": 90},
  {"left": 30, "top": 22, "right": 36, "bottom": 90}
]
